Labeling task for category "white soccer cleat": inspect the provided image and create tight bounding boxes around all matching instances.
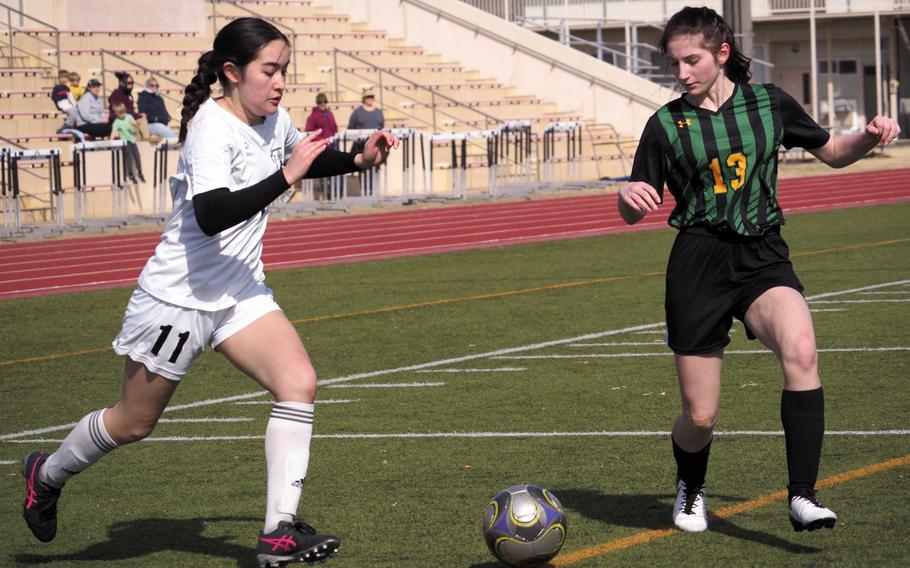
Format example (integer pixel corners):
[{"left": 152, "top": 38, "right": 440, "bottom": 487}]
[
  {"left": 673, "top": 479, "right": 708, "bottom": 532},
  {"left": 789, "top": 494, "right": 837, "bottom": 532}
]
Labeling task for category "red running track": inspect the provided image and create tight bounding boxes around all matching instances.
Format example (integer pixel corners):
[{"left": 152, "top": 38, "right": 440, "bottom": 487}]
[{"left": 2, "top": 167, "right": 909, "bottom": 300}]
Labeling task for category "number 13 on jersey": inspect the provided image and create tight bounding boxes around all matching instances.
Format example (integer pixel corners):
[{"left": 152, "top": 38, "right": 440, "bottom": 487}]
[{"left": 708, "top": 152, "right": 747, "bottom": 194}]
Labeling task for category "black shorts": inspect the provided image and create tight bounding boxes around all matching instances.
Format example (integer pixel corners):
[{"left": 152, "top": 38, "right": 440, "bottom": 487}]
[{"left": 665, "top": 225, "right": 804, "bottom": 355}]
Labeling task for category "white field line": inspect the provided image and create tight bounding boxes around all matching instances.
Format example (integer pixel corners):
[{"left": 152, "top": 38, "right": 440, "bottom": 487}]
[
  {"left": 0, "top": 459, "right": 18, "bottom": 465},
  {"left": 810, "top": 308, "right": 847, "bottom": 312},
  {"left": 315, "top": 322, "right": 666, "bottom": 386},
  {"left": 494, "top": 347, "right": 910, "bottom": 360},
  {"left": 416, "top": 367, "right": 527, "bottom": 373},
  {"left": 861, "top": 291, "right": 910, "bottom": 295},
  {"left": 0, "top": 322, "right": 664, "bottom": 441},
  {"left": 803, "top": 280, "right": 910, "bottom": 300},
  {"left": 235, "top": 399, "right": 360, "bottom": 405},
  {"left": 7, "top": 429, "right": 910, "bottom": 444},
  {"left": 327, "top": 382, "right": 445, "bottom": 389},
  {"left": 2, "top": 281, "right": 907, "bottom": 443},
  {"left": 570, "top": 342, "right": 664, "bottom": 347},
  {"left": 157, "top": 417, "right": 253, "bottom": 423},
  {"left": 809, "top": 299, "right": 910, "bottom": 304}
]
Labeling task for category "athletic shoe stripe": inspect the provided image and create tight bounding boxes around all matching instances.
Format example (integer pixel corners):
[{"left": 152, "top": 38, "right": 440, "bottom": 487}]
[{"left": 89, "top": 411, "right": 116, "bottom": 452}]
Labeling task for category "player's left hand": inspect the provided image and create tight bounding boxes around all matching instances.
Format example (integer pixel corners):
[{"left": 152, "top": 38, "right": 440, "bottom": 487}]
[
  {"left": 865, "top": 115, "right": 901, "bottom": 145},
  {"left": 357, "top": 131, "right": 400, "bottom": 169}
]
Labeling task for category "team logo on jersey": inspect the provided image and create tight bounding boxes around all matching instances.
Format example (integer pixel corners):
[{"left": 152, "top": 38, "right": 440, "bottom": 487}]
[
  {"left": 677, "top": 118, "right": 693, "bottom": 129},
  {"left": 270, "top": 146, "right": 284, "bottom": 166}
]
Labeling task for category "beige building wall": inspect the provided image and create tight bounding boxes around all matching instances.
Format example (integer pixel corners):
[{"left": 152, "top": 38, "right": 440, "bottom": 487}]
[{"left": 18, "top": 0, "right": 206, "bottom": 32}]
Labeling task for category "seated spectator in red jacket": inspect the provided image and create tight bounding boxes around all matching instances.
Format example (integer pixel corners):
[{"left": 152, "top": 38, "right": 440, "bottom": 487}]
[
  {"left": 108, "top": 71, "right": 144, "bottom": 120},
  {"left": 304, "top": 92, "right": 338, "bottom": 146}
]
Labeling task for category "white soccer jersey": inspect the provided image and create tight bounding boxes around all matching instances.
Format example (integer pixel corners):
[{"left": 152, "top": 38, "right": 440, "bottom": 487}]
[{"left": 138, "top": 98, "right": 302, "bottom": 310}]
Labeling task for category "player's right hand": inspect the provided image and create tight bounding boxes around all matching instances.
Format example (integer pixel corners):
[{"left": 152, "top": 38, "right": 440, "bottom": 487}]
[
  {"left": 618, "top": 181, "right": 661, "bottom": 222},
  {"left": 283, "top": 129, "right": 330, "bottom": 184}
]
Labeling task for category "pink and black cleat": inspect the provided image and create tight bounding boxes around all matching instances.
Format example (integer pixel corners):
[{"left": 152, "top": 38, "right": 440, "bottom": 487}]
[
  {"left": 257, "top": 520, "right": 340, "bottom": 567},
  {"left": 22, "top": 451, "right": 62, "bottom": 542}
]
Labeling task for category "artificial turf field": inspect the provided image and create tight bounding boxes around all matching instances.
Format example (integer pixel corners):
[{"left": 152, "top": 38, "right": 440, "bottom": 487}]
[{"left": 1, "top": 201, "right": 908, "bottom": 567}]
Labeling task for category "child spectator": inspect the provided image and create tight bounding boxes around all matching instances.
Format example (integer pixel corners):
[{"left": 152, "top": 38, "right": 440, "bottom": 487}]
[
  {"left": 109, "top": 71, "right": 150, "bottom": 139},
  {"left": 68, "top": 71, "right": 85, "bottom": 100},
  {"left": 111, "top": 103, "right": 146, "bottom": 183},
  {"left": 50, "top": 69, "right": 75, "bottom": 112}
]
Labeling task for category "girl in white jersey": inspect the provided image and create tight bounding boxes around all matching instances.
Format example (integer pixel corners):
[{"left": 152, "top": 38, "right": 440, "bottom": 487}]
[{"left": 21, "top": 18, "right": 399, "bottom": 567}]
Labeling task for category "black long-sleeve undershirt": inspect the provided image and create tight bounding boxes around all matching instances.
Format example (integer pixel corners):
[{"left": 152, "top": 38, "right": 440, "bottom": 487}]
[{"left": 192, "top": 147, "right": 358, "bottom": 236}]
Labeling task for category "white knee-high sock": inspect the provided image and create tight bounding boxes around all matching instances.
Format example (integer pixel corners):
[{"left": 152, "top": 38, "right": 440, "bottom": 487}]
[
  {"left": 264, "top": 402, "right": 314, "bottom": 533},
  {"left": 41, "top": 409, "right": 118, "bottom": 489}
]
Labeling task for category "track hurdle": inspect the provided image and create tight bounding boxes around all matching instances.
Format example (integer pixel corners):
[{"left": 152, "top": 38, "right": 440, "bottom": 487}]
[
  {"left": 498, "top": 120, "right": 533, "bottom": 189},
  {"left": 427, "top": 130, "right": 499, "bottom": 197},
  {"left": 71, "top": 139, "right": 128, "bottom": 225},
  {"left": 153, "top": 139, "right": 181, "bottom": 214},
  {"left": 6, "top": 148, "right": 64, "bottom": 232},
  {"left": 542, "top": 121, "right": 584, "bottom": 182}
]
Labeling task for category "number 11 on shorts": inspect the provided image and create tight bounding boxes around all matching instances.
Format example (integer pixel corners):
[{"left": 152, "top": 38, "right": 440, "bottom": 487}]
[{"left": 150, "top": 324, "right": 191, "bottom": 363}]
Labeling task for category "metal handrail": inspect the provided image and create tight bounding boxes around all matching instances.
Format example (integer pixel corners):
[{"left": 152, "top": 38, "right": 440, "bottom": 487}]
[
  {"left": 0, "top": 134, "right": 26, "bottom": 149},
  {"left": 99, "top": 48, "right": 185, "bottom": 110},
  {"left": 332, "top": 48, "right": 502, "bottom": 133},
  {"left": 517, "top": 17, "right": 659, "bottom": 70},
  {"left": 402, "top": 0, "right": 666, "bottom": 110},
  {"left": 0, "top": 1, "right": 60, "bottom": 70},
  {"left": 209, "top": 0, "right": 298, "bottom": 83}
]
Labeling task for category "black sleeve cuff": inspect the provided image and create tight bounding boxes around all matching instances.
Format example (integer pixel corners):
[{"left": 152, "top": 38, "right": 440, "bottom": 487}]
[
  {"left": 304, "top": 147, "right": 359, "bottom": 179},
  {"left": 192, "top": 169, "right": 290, "bottom": 236}
]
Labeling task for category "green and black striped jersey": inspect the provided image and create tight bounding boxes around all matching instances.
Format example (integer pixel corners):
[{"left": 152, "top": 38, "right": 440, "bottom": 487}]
[{"left": 630, "top": 83, "right": 830, "bottom": 236}]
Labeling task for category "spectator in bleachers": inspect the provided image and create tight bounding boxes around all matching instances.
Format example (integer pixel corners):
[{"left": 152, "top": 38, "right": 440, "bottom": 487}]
[
  {"left": 50, "top": 69, "right": 75, "bottom": 113},
  {"left": 111, "top": 102, "right": 145, "bottom": 183},
  {"left": 71, "top": 79, "right": 112, "bottom": 139},
  {"left": 138, "top": 77, "right": 177, "bottom": 139},
  {"left": 347, "top": 91, "right": 384, "bottom": 154},
  {"left": 305, "top": 92, "right": 337, "bottom": 146},
  {"left": 108, "top": 71, "right": 141, "bottom": 118},
  {"left": 68, "top": 71, "right": 85, "bottom": 100},
  {"left": 109, "top": 71, "right": 150, "bottom": 140}
]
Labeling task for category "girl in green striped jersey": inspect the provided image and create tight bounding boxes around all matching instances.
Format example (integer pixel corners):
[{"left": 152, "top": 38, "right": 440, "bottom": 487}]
[{"left": 617, "top": 6, "right": 900, "bottom": 533}]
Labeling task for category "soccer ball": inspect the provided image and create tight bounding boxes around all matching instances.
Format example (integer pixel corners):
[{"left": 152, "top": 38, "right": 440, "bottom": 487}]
[{"left": 483, "top": 484, "right": 568, "bottom": 567}]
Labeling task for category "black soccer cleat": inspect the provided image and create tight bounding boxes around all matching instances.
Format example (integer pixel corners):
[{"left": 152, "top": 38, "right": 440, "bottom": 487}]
[
  {"left": 22, "top": 451, "right": 62, "bottom": 542},
  {"left": 256, "top": 520, "right": 340, "bottom": 567},
  {"left": 788, "top": 493, "right": 837, "bottom": 532}
]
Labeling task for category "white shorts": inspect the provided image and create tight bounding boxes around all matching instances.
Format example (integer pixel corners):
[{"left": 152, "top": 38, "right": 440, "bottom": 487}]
[{"left": 112, "top": 286, "right": 281, "bottom": 381}]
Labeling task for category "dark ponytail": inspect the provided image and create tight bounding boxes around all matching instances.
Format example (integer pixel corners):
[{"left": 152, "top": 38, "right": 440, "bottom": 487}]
[
  {"left": 179, "top": 17, "right": 289, "bottom": 142},
  {"left": 659, "top": 6, "right": 752, "bottom": 85}
]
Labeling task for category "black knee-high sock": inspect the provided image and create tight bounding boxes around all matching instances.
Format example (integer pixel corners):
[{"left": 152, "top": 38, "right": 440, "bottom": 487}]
[
  {"left": 781, "top": 387, "right": 825, "bottom": 499},
  {"left": 672, "top": 437, "right": 711, "bottom": 488}
]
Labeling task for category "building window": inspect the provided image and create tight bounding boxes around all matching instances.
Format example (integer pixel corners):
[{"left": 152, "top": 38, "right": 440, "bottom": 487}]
[
  {"left": 838, "top": 60, "right": 857, "bottom": 74},
  {"left": 820, "top": 59, "right": 858, "bottom": 74}
]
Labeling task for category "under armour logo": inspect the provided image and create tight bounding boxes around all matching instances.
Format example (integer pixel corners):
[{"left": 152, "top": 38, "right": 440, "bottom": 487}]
[{"left": 677, "top": 118, "right": 693, "bottom": 129}]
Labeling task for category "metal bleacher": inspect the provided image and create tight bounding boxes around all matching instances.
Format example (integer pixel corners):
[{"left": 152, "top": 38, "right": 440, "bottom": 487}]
[{"left": 1, "top": 0, "right": 636, "bottom": 240}]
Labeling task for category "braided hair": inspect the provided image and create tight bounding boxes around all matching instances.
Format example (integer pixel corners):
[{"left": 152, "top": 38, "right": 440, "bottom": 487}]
[
  {"left": 659, "top": 6, "right": 752, "bottom": 85},
  {"left": 179, "top": 17, "right": 289, "bottom": 142}
]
